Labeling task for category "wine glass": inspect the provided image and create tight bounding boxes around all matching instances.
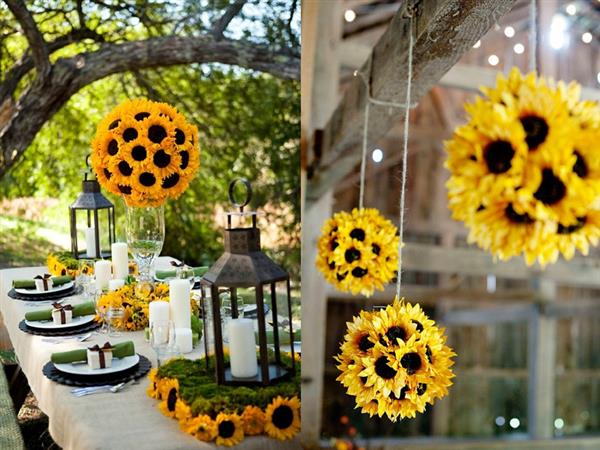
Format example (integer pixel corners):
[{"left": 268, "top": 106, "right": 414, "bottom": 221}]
[
  {"left": 126, "top": 204, "right": 165, "bottom": 284},
  {"left": 92, "top": 287, "right": 109, "bottom": 334},
  {"left": 76, "top": 259, "right": 94, "bottom": 299},
  {"left": 150, "top": 320, "right": 177, "bottom": 366},
  {"left": 107, "top": 306, "right": 125, "bottom": 337}
]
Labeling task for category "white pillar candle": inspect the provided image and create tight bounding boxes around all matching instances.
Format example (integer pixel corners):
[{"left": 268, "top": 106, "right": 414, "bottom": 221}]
[
  {"left": 228, "top": 318, "right": 258, "bottom": 378},
  {"left": 108, "top": 279, "right": 125, "bottom": 291},
  {"left": 94, "top": 260, "right": 112, "bottom": 291},
  {"left": 175, "top": 328, "right": 193, "bottom": 354},
  {"left": 111, "top": 242, "right": 129, "bottom": 279},
  {"left": 149, "top": 301, "right": 170, "bottom": 327},
  {"left": 169, "top": 279, "right": 191, "bottom": 329},
  {"left": 85, "top": 227, "right": 98, "bottom": 258}
]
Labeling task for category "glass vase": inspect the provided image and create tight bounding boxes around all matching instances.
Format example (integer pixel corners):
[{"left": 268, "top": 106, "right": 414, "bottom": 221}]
[{"left": 125, "top": 203, "right": 165, "bottom": 284}]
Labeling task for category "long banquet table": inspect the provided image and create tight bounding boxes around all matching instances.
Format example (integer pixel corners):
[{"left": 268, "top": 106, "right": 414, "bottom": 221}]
[{"left": 0, "top": 262, "right": 300, "bottom": 450}]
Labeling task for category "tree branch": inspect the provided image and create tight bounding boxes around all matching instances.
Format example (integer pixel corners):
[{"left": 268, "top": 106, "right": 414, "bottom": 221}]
[
  {"left": 4, "top": 0, "right": 51, "bottom": 76},
  {"left": 211, "top": 0, "right": 248, "bottom": 41}
]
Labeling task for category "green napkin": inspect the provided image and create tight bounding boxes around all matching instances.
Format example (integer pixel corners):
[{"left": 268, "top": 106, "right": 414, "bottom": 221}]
[
  {"left": 155, "top": 266, "right": 209, "bottom": 280},
  {"left": 25, "top": 301, "right": 96, "bottom": 322},
  {"left": 256, "top": 329, "right": 301, "bottom": 346},
  {"left": 51, "top": 341, "right": 135, "bottom": 365},
  {"left": 13, "top": 275, "right": 73, "bottom": 290}
]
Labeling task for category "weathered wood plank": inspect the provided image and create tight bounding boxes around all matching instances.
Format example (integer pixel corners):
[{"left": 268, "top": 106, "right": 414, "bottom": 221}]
[{"left": 306, "top": 0, "right": 518, "bottom": 202}]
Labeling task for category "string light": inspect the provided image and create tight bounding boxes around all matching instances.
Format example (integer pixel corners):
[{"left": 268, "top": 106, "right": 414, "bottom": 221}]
[
  {"left": 509, "top": 418, "right": 520, "bottom": 429},
  {"left": 504, "top": 26, "right": 515, "bottom": 38},
  {"left": 597, "top": 72, "right": 600, "bottom": 84},
  {"left": 344, "top": 9, "right": 356, "bottom": 22},
  {"left": 488, "top": 54, "right": 499, "bottom": 66},
  {"left": 566, "top": 3, "right": 576, "bottom": 15},
  {"left": 513, "top": 43, "right": 525, "bottom": 54},
  {"left": 549, "top": 14, "right": 569, "bottom": 50},
  {"left": 582, "top": 32, "right": 593, "bottom": 44},
  {"left": 372, "top": 148, "right": 383, "bottom": 163},
  {"left": 473, "top": 40, "right": 481, "bottom": 49}
]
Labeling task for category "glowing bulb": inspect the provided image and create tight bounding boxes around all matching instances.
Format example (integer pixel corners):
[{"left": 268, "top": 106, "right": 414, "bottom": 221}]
[
  {"left": 596, "top": 72, "right": 600, "bottom": 84},
  {"left": 495, "top": 416, "right": 506, "bottom": 426},
  {"left": 550, "top": 14, "right": 570, "bottom": 50},
  {"left": 554, "top": 418, "right": 565, "bottom": 429},
  {"left": 566, "top": 3, "right": 576, "bottom": 15},
  {"left": 513, "top": 43, "right": 525, "bottom": 54},
  {"left": 488, "top": 54, "right": 499, "bottom": 66},
  {"left": 344, "top": 9, "right": 356, "bottom": 22},
  {"left": 504, "top": 26, "right": 515, "bottom": 38},
  {"left": 473, "top": 40, "right": 481, "bottom": 49},
  {"left": 582, "top": 32, "right": 593, "bottom": 44},
  {"left": 509, "top": 418, "right": 520, "bottom": 429},
  {"left": 372, "top": 148, "right": 383, "bottom": 163}
]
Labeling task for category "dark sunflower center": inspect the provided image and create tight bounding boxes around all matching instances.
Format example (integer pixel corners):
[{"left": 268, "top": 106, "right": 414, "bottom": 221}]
[
  {"left": 167, "top": 388, "right": 177, "bottom": 412},
  {"left": 520, "top": 115, "right": 549, "bottom": 150},
  {"left": 218, "top": 420, "right": 235, "bottom": 438},
  {"left": 109, "top": 119, "right": 120, "bottom": 130},
  {"left": 345, "top": 248, "right": 361, "bottom": 263},
  {"left": 132, "top": 145, "right": 147, "bottom": 161},
  {"left": 328, "top": 261, "right": 335, "bottom": 270},
  {"left": 484, "top": 140, "right": 515, "bottom": 174},
  {"left": 534, "top": 168, "right": 566, "bottom": 205},
  {"left": 336, "top": 272, "right": 346, "bottom": 282},
  {"left": 385, "top": 326, "right": 406, "bottom": 345},
  {"left": 180, "top": 151, "right": 189, "bottom": 170},
  {"left": 573, "top": 151, "right": 588, "bottom": 178},
  {"left": 425, "top": 345, "right": 432, "bottom": 363},
  {"left": 374, "top": 356, "right": 397, "bottom": 379},
  {"left": 139, "top": 172, "right": 156, "bottom": 186},
  {"left": 330, "top": 239, "right": 339, "bottom": 251},
  {"left": 118, "top": 161, "right": 133, "bottom": 176},
  {"left": 372, "top": 243, "right": 381, "bottom": 255},
  {"left": 272, "top": 405, "right": 294, "bottom": 429},
  {"left": 103, "top": 169, "right": 112, "bottom": 179},
  {"left": 390, "top": 385, "right": 409, "bottom": 401},
  {"left": 107, "top": 139, "right": 118, "bottom": 155},
  {"left": 400, "top": 352, "right": 422, "bottom": 375},
  {"left": 505, "top": 204, "right": 534, "bottom": 224},
  {"left": 134, "top": 112, "right": 150, "bottom": 121},
  {"left": 148, "top": 125, "right": 167, "bottom": 143},
  {"left": 161, "top": 173, "right": 180, "bottom": 188},
  {"left": 153, "top": 150, "right": 171, "bottom": 168},
  {"left": 358, "top": 334, "right": 375, "bottom": 352},
  {"left": 412, "top": 320, "right": 424, "bottom": 332},
  {"left": 118, "top": 185, "right": 131, "bottom": 195},
  {"left": 557, "top": 216, "right": 586, "bottom": 234},
  {"left": 350, "top": 228, "right": 366, "bottom": 241},
  {"left": 175, "top": 128, "right": 186, "bottom": 145},
  {"left": 417, "top": 383, "right": 428, "bottom": 396},
  {"left": 123, "top": 128, "right": 138, "bottom": 142},
  {"left": 359, "top": 376, "right": 368, "bottom": 385},
  {"left": 351, "top": 267, "right": 368, "bottom": 278}
]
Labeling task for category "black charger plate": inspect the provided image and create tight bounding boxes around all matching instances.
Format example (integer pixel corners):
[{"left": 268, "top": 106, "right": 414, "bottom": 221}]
[
  {"left": 8, "top": 285, "right": 82, "bottom": 301},
  {"left": 18, "top": 319, "right": 101, "bottom": 336},
  {"left": 43, "top": 354, "right": 151, "bottom": 387}
]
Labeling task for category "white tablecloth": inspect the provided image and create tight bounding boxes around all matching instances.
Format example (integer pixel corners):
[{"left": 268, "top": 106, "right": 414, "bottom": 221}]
[{"left": 0, "top": 260, "right": 300, "bottom": 450}]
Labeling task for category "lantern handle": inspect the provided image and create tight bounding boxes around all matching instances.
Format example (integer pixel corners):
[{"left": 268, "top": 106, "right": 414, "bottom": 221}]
[{"left": 228, "top": 178, "right": 252, "bottom": 212}]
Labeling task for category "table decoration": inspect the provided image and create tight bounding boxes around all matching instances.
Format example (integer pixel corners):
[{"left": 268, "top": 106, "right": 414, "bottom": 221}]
[
  {"left": 86, "top": 343, "right": 115, "bottom": 369},
  {"left": 169, "top": 279, "right": 191, "bottom": 329},
  {"left": 26, "top": 314, "right": 95, "bottom": 331},
  {"left": 146, "top": 354, "right": 300, "bottom": 446},
  {"left": 34, "top": 274, "right": 53, "bottom": 291},
  {"left": 111, "top": 242, "right": 129, "bottom": 279},
  {"left": 47, "top": 251, "right": 84, "bottom": 276},
  {"left": 52, "top": 303, "right": 73, "bottom": 324},
  {"left": 8, "top": 285, "right": 82, "bottom": 302},
  {"left": 51, "top": 340, "right": 135, "bottom": 364},
  {"left": 445, "top": 68, "right": 600, "bottom": 266},
  {"left": 12, "top": 275, "right": 72, "bottom": 290},
  {"left": 19, "top": 319, "right": 100, "bottom": 336},
  {"left": 108, "top": 279, "right": 125, "bottom": 291},
  {"left": 200, "top": 179, "right": 296, "bottom": 386},
  {"left": 335, "top": 298, "right": 455, "bottom": 422},
  {"left": 94, "top": 260, "right": 112, "bottom": 290},
  {"left": 228, "top": 318, "right": 258, "bottom": 378},
  {"left": 24, "top": 301, "right": 96, "bottom": 322},
  {"left": 174, "top": 328, "right": 193, "bottom": 354},
  {"left": 149, "top": 300, "right": 170, "bottom": 327}
]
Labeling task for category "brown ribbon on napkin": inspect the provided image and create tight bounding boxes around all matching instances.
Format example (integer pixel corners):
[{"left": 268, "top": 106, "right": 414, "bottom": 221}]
[
  {"left": 88, "top": 342, "right": 113, "bottom": 368},
  {"left": 34, "top": 274, "right": 52, "bottom": 291},
  {"left": 170, "top": 261, "right": 185, "bottom": 267},
  {"left": 52, "top": 302, "right": 73, "bottom": 324}
]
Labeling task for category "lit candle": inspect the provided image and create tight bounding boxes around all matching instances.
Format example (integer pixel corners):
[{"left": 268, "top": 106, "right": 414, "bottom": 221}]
[
  {"left": 94, "top": 260, "right": 112, "bottom": 291},
  {"left": 169, "top": 279, "right": 190, "bottom": 329},
  {"left": 228, "top": 318, "right": 258, "bottom": 378},
  {"left": 149, "top": 300, "right": 170, "bottom": 327},
  {"left": 111, "top": 242, "right": 128, "bottom": 279},
  {"left": 175, "top": 328, "right": 193, "bottom": 353},
  {"left": 85, "top": 227, "right": 98, "bottom": 258},
  {"left": 108, "top": 279, "right": 125, "bottom": 291}
]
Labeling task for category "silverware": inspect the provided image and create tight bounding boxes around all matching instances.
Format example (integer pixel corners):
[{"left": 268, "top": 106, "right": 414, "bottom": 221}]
[
  {"left": 77, "top": 332, "right": 92, "bottom": 342},
  {"left": 71, "top": 379, "right": 137, "bottom": 396}
]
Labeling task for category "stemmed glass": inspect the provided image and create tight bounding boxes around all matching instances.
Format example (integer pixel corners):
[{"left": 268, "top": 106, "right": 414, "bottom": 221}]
[
  {"left": 107, "top": 306, "right": 125, "bottom": 337},
  {"left": 150, "top": 320, "right": 178, "bottom": 366},
  {"left": 126, "top": 204, "right": 165, "bottom": 284},
  {"left": 76, "top": 259, "right": 95, "bottom": 299},
  {"left": 92, "top": 288, "right": 108, "bottom": 334}
]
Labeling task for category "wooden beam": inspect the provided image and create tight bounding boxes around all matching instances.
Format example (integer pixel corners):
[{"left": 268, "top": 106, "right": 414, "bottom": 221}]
[{"left": 306, "top": 0, "right": 518, "bottom": 202}]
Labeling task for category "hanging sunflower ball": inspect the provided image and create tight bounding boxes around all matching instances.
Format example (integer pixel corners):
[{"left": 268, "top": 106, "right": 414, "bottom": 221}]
[
  {"left": 316, "top": 208, "right": 399, "bottom": 297},
  {"left": 446, "top": 68, "right": 600, "bottom": 266},
  {"left": 335, "top": 299, "right": 455, "bottom": 422},
  {"left": 90, "top": 98, "right": 200, "bottom": 207}
]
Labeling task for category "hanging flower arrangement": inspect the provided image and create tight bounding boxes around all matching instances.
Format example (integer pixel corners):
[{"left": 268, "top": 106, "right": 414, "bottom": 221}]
[
  {"left": 90, "top": 98, "right": 200, "bottom": 207},
  {"left": 335, "top": 299, "right": 455, "bottom": 422},
  {"left": 446, "top": 68, "right": 600, "bottom": 266},
  {"left": 316, "top": 208, "right": 400, "bottom": 297}
]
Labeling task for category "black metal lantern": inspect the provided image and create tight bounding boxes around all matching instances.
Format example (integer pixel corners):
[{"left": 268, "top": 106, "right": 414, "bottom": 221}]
[
  {"left": 200, "top": 179, "right": 296, "bottom": 386},
  {"left": 69, "top": 156, "right": 115, "bottom": 259}
]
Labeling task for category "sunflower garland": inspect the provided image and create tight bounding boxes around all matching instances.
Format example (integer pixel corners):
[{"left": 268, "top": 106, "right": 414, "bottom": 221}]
[
  {"left": 90, "top": 98, "right": 200, "bottom": 207},
  {"left": 335, "top": 299, "right": 455, "bottom": 422},
  {"left": 316, "top": 208, "right": 400, "bottom": 297},
  {"left": 149, "top": 355, "right": 301, "bottom": 446},
  {"left": 446, "top": 68, "right": 600, "bottom": 266}
]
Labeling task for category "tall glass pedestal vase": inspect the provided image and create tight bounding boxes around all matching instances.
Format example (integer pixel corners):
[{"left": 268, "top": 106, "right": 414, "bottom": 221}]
[{"left": 125, "top": 203, "right": 165, "bottom": 289}]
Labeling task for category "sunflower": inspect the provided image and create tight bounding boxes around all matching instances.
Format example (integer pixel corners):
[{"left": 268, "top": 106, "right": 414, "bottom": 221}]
[
  {"left": 90, "top": 98, "right": 200, "bottom": 207},
  {"left": 146, "top": 368, "right": 161, "bottom": 399},
  {"left": 215, "top": 412, "right": 244, "bottom": 447},
  {"left": 180, "top": 414, "right": 218, "bottom": 442},
  {"left": 336, "top": 298, "right": 455, "bottom": 422},
  {"left": 316, "top": 208, "right": 399, "bottom": 297},
  {"left": 240, "top": 405, "right": 266, "bottom": 436},
  {"left": 175, "top": 399, "right": 193, "bottom": 422},
  {"left": 157, "top": 378, "right": 179, "bottom": 418},
  {"left": 264, "top": 396, "right": 301, "bottom": 440}
]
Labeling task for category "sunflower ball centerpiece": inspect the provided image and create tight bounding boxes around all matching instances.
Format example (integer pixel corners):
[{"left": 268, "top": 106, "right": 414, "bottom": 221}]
[
  {"left": 446, "top": 68, "right": 600, "bottom": 266},
  {"left": 90, "top": 99, "right": 200, "bottom": 207},
  {"left": 335, "top": 299, "right": 455, "bottom": 422},
  {"left": 317, "top": 208, "right": 400, "bottom": 297}
]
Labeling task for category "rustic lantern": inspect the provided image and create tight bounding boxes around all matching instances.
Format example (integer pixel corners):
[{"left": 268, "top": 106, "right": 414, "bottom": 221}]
[
  {"left": 200, "top": 178, "right": 296, "bottom": 386},
  {"left": 69, "top": 156, "right": 115, "bottom": 259}
]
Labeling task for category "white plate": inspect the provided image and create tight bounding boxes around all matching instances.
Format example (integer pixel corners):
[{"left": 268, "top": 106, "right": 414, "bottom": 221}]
[
  {"left": 15, "top": 281, "right": 75, "bottom": 296},
  {"left": 25, "top": 314, "right": 96, "bottom": 330},
  {"left": 54, "top": 354, "right": 140, "bottom": 376}
]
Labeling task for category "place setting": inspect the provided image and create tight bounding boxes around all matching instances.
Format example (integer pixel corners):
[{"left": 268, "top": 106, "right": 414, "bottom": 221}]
[
  {"left": 18, "top": 300, "right": 101, "bottom": 337},
  {"left": 8, "top": 274, "right": 82, "bottom": 301}
]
